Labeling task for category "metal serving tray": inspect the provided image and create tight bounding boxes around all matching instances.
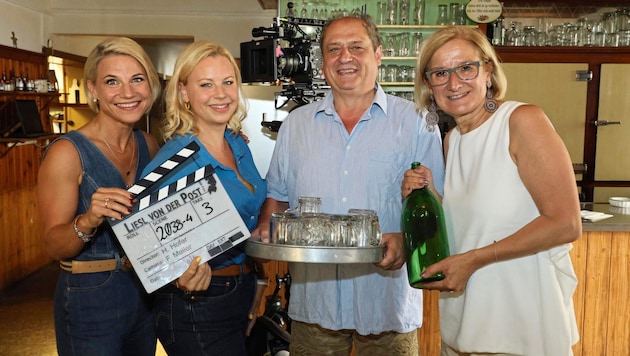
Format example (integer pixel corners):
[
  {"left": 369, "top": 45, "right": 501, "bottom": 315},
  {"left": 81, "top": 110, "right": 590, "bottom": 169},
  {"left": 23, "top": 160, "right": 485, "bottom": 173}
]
[{"left": 245, "top": 237, "right": 384, "bottom": 264}]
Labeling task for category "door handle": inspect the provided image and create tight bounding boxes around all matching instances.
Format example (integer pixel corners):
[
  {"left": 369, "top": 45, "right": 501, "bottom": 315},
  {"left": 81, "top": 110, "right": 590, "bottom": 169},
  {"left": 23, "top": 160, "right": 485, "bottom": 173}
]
[{"left": 590, "top": 120, "right": 622, "bottom": 126}]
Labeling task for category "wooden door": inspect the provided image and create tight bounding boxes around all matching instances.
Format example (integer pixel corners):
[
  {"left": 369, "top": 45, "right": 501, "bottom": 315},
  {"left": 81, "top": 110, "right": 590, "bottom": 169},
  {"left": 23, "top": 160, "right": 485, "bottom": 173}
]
[
  {"left": 593, "top": 64, "right": 630, "bottom": 202},
  {"left": 501, "top": 63, "right": 588, "bottom": 168}
]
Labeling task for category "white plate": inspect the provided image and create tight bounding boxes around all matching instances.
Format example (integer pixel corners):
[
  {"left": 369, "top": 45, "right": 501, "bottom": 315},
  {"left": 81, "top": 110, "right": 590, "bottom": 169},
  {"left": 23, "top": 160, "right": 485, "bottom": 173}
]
[{"left": 609, "top": 197, "right": 630, "bottom": 208}]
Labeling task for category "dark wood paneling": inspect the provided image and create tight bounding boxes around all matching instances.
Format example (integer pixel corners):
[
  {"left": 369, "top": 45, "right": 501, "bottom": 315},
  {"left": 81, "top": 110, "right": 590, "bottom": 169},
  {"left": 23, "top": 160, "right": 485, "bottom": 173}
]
[{"left": 0, "top": 44, "right": 53, "bottom": 291}]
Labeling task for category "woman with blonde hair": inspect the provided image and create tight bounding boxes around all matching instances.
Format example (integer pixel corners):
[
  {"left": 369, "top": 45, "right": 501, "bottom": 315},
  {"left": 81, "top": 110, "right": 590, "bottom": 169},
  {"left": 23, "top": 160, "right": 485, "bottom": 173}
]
[
  {"left": 38, "top": 37, "right": 161, "bottom": 355},
  {"left": 404, "top": 26, "right": 580, "bottom": 355},
  {"left": 141, "top": 40, "right": 267, "bottom": 355}
]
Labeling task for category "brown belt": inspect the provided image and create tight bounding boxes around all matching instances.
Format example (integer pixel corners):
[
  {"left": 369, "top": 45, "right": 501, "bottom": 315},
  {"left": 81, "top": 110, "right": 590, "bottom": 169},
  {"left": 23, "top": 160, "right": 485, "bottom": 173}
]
[
  {"left": 212, "top": 262, "right": 254, "bottom": 276},
  {"left": 59, "top": 256, "right": 132, "bottom": 274}
]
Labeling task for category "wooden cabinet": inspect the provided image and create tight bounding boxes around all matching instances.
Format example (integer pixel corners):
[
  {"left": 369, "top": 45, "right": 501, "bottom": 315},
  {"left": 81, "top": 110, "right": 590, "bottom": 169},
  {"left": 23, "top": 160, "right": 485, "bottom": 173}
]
[
  {"left": 496, "top": 46, "right": 630, "bottom": 203},
  {"left": 1, "top": 45, "right": 58, "bottom": 139},
  {"left": 0, "top": 44, "right": 57, "bottom": 291},
  {"left": 259, "top": 229, "right": 629, "bottom": 356},
  {"left": 45, "top": 48, "right": 92, "bottom": 133},
  {"left": 571, "top": 230, "right": 630, "bottom": 356}
]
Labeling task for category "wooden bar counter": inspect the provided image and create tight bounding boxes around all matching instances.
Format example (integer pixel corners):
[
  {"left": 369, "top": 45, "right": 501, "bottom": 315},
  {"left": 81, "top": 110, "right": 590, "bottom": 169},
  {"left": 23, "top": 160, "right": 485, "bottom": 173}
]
[{"left": 259, "top": 204, "right": 630, "bottom": 356}]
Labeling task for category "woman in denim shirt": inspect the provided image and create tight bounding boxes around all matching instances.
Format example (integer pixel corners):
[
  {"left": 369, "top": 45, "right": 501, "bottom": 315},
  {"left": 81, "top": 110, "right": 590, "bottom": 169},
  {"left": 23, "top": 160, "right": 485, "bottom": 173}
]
[{"left": 38, "top": 37, "right": 162, "bottom": 355}]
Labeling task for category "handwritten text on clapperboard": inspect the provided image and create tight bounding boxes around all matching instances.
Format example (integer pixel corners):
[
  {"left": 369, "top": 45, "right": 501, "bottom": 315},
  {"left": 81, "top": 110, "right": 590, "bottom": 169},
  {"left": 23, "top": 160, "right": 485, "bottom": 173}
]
[{"left": 110, "top": 166, "right": 250, "bottom": 293}]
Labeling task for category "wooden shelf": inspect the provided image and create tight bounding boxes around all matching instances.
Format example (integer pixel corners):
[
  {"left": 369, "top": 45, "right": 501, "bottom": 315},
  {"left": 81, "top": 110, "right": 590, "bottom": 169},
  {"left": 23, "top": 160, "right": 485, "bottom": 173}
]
[
  {"left": 0, "top": 135, "right": 57, "bottom": 159},
  {"left": 0, "top": 91, "right": 59, "bottom": 97},
  {"left": 51, "top": 102, "right": 89, "bottom": 108}
]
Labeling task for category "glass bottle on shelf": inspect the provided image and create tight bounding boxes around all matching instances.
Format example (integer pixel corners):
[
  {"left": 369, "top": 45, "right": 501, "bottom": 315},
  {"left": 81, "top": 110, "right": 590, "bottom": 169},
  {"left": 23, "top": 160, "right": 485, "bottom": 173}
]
[
  {"left": 399, "top": 0, "right": 410, "bottom": 25},
  {"left": 413, "top": 0, "right": 425, "bottom": 25},
  {"left": 491, "top": 2, "right": 505, "bottom": 45},
  {"left": 401, "top": 162, "right": 450, "bottom": 289},
  {"left": 386, "top": 0, "right": 398, "bottom": 25},
  {"left": 376, "top": 1, "right": 387, "bottom": 25},
  {"left": 413, "top": 32, "right": 424, "bottom": 56},
  {"left": 449, "top": 2, "right": 459, "bottom": 26},
  {"left": 436, "top": 4, "right": 448, "bottom": 26}
]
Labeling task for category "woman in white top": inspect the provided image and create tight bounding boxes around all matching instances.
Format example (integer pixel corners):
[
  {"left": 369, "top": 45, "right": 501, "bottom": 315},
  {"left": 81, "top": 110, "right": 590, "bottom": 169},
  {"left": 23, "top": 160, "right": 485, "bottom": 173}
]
[{"left": 402, "top": 26, "right": 581, "bottom": 356}]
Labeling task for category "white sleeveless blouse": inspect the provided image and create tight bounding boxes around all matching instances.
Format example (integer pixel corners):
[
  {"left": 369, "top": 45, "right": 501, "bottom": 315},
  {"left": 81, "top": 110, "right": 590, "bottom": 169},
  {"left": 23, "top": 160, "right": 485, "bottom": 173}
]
[{"left": 440, "top": 101, "right": 579, "bottom": 355}]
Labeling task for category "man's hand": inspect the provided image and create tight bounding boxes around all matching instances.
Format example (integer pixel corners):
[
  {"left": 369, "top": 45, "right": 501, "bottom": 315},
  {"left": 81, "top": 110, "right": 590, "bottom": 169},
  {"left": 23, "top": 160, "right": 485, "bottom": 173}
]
[{"left": 375, "top": 233, "right": 405, "bottom": 270}]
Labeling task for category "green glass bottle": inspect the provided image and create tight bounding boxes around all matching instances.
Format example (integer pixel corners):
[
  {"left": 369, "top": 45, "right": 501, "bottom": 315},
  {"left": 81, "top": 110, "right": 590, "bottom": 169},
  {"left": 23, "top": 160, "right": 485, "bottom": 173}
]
[{"left": 402, "top": 162, "right": 450, "bottom": 289}]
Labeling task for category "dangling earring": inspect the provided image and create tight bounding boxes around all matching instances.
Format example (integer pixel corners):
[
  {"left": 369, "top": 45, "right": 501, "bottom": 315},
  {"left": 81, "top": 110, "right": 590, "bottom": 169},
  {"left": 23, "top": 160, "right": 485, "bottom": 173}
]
[
  {"left": 184, "top": 102, "right": 191, "bottom": 111},
  {"left": 484, "top": 82, "right": 498, "bottom": 113},
  {"left": 425, "top": 94, "right": 439, "bottom": 132}
]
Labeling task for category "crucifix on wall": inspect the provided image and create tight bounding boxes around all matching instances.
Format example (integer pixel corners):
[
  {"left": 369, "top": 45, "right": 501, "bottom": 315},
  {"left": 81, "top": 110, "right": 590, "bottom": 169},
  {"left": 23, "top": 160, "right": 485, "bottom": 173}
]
[{"left": 10, "top": 32, "right": 17, "bottom": 48}]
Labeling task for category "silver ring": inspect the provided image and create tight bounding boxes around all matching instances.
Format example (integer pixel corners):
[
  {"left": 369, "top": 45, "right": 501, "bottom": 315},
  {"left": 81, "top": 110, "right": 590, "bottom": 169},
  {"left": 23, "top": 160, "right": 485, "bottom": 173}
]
[{"left": 104, "top": 198, "right": 109, "bottom": 209}]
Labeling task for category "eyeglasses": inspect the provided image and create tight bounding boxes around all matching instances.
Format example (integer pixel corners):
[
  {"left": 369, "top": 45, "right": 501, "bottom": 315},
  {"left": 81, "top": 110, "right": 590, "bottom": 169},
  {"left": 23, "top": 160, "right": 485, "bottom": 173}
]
[{"left": 425, "top": 61, "right": 486, "bottom": 86}]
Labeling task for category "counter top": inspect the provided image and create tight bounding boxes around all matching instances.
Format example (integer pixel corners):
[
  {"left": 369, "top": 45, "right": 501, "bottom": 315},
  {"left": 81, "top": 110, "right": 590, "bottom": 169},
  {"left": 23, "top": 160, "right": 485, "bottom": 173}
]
[{"left": 581, "top": 203, "right": 630, "bottom": 232}]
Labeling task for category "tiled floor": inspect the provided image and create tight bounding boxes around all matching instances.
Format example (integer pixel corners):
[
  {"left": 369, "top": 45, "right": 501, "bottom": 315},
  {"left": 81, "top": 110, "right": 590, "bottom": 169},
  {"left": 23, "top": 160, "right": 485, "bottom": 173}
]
[{"left": 0, "top": 262, "right": 167, "bottom": 355}]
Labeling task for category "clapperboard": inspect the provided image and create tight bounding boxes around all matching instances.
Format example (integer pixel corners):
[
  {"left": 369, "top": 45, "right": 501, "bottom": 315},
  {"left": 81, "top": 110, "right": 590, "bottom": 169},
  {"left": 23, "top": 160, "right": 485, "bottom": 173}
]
[{"left": 109, "top": 141, "right": 251, "bottom": 293}]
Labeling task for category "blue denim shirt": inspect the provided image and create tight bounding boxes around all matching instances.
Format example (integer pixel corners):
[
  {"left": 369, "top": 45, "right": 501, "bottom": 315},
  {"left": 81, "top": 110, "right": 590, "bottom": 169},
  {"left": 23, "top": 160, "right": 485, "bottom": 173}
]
[
  {"left": 141, "top": 131, "right": 266, "bottom": 269},
  {"left": 266, "top": 84, "right": 445, "bottom": 334}
]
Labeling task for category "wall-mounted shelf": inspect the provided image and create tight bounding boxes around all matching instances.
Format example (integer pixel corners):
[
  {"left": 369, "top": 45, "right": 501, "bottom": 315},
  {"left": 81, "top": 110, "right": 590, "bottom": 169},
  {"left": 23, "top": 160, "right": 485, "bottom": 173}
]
[
  {"left": 0, "top": 135, "right": 56, "bottom": 159},
  {"left": 377, "top": 24, "right": 478, "bottom": 30}
]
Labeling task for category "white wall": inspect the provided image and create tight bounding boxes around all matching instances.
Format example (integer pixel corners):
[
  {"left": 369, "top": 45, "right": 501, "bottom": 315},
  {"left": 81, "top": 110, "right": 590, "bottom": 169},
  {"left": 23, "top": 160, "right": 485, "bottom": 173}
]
[
  {"left": 1, "top": 0, "right": 277, "bottom": 57},
  {"left": 0, "top": 0, "right": 50, "bottom": 52},
  {"left": 49, "top": 13, "right": 276, "bottom": 58}
]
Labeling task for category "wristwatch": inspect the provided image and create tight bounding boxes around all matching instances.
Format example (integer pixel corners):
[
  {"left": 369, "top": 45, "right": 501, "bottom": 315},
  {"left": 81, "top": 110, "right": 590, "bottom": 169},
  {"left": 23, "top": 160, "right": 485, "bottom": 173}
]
[{"left": 73, "top": 215, "right": 96, "bottom": 242}]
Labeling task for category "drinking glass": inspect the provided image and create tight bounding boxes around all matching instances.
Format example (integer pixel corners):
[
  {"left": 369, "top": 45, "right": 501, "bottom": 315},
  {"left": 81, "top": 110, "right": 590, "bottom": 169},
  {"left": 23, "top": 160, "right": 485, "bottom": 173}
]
[
  {"left": 449, "top": 3, "right": 459, "bottom": 26},
  {"left": 386, "top": 0, "right": 398, "bottom": 25},
  {"left": 348, "top": 209, "right": 382, "bottom": 247},
  {"left": 399, "top": 0, "right": 410, "bottom": 25},
  {"left": 436, "top": 4, "right": 448, "bottom": 25},
  {"left": 413, "top": 32, "right": 424, "bottom": 56},
  {"left": 386, "top": 64, "right": 399, "bottom": 83},
  {"left": 270, "top": 212, "right": 298, "bottom": 244},
  {"left": 384, "top": 33, "right": 397, "bottom": 57},
  {"left": 330, "top": 214, "right": 355, "bottom": 247},
  {"left": 398, "top": 32, "right": 410, "bottom": 57},
  {"left": 376, "top": 2, "right": 387, "bottom": 25},
  {"left": 297, "top": 196, "right": 321, "bottom": 215},
  {"left": 298, "top": 213, "right": 332, "bottom": 246}
]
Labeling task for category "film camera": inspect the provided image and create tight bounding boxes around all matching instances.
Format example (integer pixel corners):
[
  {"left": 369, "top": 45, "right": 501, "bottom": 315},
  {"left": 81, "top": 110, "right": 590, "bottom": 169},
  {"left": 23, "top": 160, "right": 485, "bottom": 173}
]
[
  {"left": 240, "top": 14, "right": 330, "bottom": 131},
  {"left": 240, "top": 15, "right": 326, "bottom": 87}
]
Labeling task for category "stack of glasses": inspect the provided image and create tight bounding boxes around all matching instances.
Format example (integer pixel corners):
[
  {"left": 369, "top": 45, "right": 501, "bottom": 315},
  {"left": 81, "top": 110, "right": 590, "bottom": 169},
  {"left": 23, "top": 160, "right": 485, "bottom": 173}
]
[{"left": 270, "top": 197, "right": 382, "bottom": 247}]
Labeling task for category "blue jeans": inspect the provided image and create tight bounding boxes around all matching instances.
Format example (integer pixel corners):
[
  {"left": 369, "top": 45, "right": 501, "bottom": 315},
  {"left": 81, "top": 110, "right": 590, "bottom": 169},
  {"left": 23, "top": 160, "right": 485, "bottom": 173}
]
[
  {"left": 54, "top": 269, "right": 156, "bottom": 356},
  {"left": 154, "top": 272, "right": 256, "bottom": 356}
]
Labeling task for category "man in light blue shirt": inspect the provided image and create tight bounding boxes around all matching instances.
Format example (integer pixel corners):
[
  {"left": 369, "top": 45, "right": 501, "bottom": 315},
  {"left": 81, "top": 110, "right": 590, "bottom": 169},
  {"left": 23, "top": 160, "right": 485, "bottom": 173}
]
[{"left": 255, "top": 14, "right": 445, "bottom": 355}]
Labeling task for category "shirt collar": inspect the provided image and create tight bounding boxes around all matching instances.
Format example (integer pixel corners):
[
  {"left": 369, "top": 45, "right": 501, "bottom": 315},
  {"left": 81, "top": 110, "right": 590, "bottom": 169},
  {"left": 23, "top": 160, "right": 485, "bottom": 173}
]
[
  {"left": 186, "top": 130, "right": 245, "bottom": 167},
  {"left": 319, "top": 82, "right": 388, "bottom": 119}
]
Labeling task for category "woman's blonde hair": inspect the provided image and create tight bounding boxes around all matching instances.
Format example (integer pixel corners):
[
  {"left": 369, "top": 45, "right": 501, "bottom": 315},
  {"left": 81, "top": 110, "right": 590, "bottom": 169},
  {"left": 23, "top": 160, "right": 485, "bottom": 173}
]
[
  {"left": 83, "top": 37, "right": 161, "bottom": 113},
  {"left": 161, "top": 40, "right": 247, "bottom": 141},
  {"left": 414, "top": 26, "right": 507, "bottom": 111}
]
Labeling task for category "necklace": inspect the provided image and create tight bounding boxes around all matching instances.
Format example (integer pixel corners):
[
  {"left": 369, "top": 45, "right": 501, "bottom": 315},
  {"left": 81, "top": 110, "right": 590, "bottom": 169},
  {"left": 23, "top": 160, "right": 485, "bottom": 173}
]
[{"left": 101, "top": 131, "right": 136, "bottom": 177}]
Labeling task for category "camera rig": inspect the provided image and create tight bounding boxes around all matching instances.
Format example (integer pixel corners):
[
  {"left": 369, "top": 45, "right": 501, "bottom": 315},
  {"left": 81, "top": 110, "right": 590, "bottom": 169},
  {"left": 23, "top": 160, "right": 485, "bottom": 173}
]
[{"left": 240, "top": 15, "right": 330, "bottom": 131}]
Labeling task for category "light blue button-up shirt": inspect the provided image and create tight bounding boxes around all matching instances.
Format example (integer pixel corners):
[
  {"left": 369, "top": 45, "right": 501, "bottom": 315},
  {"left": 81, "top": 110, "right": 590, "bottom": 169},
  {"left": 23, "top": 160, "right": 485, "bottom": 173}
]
[{"left": 266, "top": 84, "right": 445, "bottom": 335}]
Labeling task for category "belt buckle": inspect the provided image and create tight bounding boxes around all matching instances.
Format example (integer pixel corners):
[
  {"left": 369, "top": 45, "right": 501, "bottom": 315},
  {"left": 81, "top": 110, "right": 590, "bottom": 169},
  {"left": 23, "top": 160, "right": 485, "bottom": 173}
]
[{"left": 120, "top": 255, "right": 133, "bottom": 272}]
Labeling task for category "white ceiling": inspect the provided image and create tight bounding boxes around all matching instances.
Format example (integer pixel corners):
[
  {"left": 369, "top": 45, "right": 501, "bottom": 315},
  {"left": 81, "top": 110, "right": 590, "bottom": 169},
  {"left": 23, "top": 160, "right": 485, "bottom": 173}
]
[{"left": 19, "top": 0, "right": 278, "bottom": 16}]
